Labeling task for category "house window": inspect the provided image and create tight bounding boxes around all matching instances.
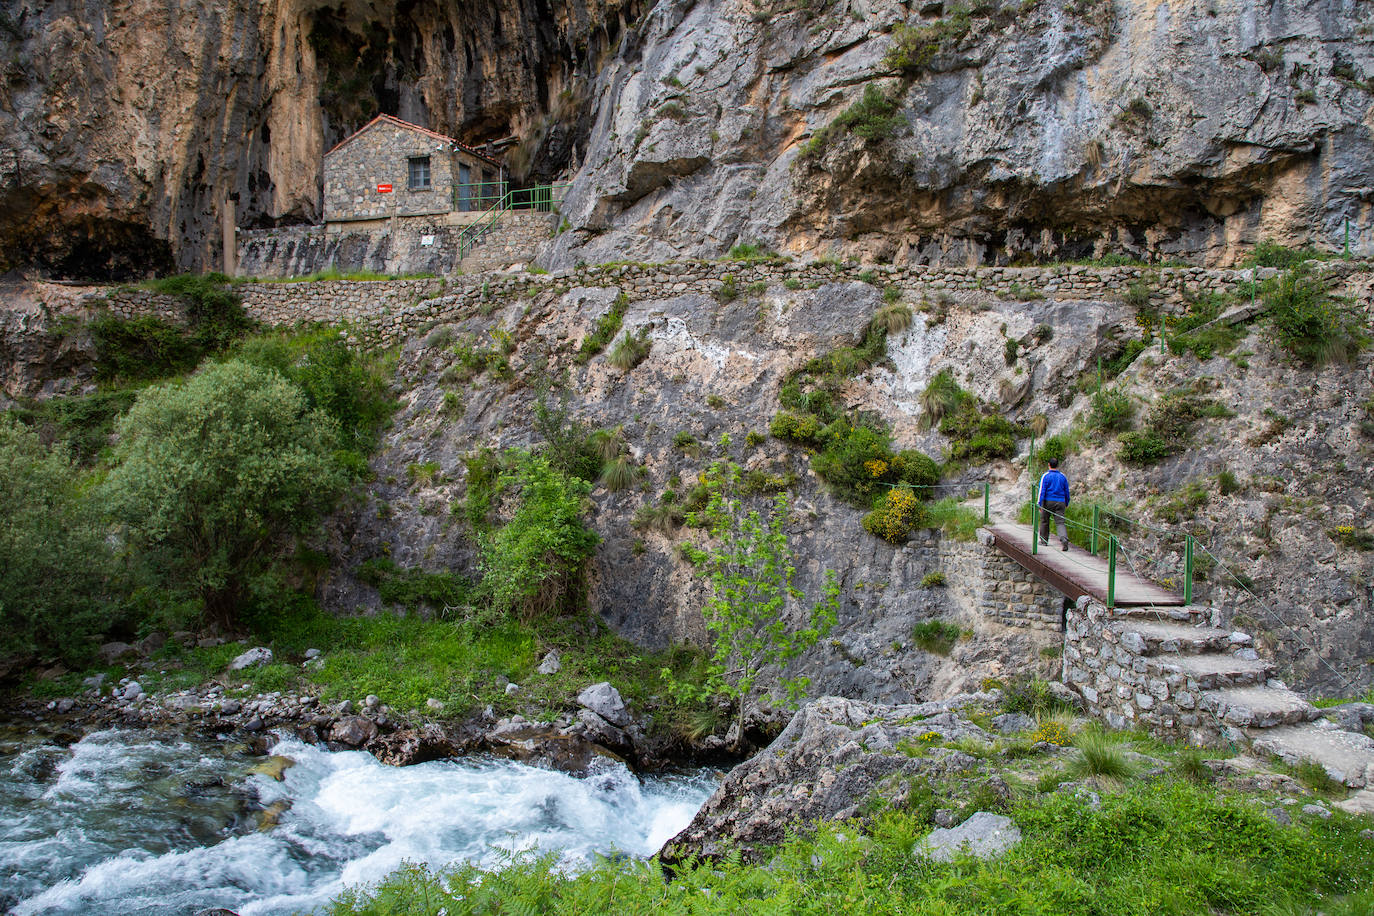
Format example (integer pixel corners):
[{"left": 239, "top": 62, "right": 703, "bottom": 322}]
[{"left": 408, "top": 156, "right": 431, "bottom": 191}]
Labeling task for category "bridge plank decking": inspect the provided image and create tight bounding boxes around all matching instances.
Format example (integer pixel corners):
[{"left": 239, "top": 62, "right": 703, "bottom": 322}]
[{"left": 984, "top": 522, "right": 1185, "bottom": 607}]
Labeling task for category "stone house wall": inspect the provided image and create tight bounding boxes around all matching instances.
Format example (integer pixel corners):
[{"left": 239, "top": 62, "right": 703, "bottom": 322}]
[{"left": 323, "top": 118, "right": 498, "bottom": 223}]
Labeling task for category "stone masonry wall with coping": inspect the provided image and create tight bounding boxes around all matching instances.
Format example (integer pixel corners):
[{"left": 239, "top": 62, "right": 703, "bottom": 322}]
[
  {"left": 87, "top": 259, "right": 1374, "bottom": 350},
  {"left": 238, "top": 211, "right": 556, "bottom": 279}
]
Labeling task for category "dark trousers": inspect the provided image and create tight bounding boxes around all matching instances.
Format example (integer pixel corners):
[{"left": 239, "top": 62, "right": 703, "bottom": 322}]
[{"left": 1040, "top": 500, "right": 1067, "bottom": 545}]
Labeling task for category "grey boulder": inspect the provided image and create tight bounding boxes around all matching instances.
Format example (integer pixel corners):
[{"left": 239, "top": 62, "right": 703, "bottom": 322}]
[
  {"left": 229, "top": 647, "right": 273, "bottom": 671},
  {"left": 577, "top": 682, "right": 630, "bottom": 727},
  {"left": 918, "top": 812, "right": 1022, "bottom": 862}
]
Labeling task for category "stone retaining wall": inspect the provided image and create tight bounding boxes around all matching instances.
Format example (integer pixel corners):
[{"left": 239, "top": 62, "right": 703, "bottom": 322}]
[
  {"left": 237, "top": 211, "right": 558, "bottom": 279},
  {"left": 941, "top": 532, "right": 1064, "bottom": 632},
  {"left": 68, "top": 258, "right": 1374, "bottom": 349}
]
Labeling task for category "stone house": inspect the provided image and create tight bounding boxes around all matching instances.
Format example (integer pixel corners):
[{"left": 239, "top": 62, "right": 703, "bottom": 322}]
[{"left": 322, "top": 114, "right": 505, "bottom": 228}]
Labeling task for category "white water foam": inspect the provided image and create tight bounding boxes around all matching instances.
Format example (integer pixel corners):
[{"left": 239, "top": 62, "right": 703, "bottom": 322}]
[{"left": 1, "top": 730, "right": 716, "bottom": 916}]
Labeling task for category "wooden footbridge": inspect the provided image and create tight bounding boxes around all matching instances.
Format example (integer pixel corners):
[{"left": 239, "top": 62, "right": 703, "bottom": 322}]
[{"left": 983, "top": 521, "right": 1185, "bottom": 608}]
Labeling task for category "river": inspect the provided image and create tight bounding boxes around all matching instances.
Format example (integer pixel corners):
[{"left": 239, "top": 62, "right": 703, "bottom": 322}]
[{"left": 0, "top": 727, "right": 716, "bottom": 915}]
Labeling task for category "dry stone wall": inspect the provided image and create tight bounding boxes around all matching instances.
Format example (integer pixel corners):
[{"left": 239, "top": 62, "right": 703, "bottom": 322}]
[{"left": 89, "top": 258, "right": 1374, "bottom": 350}]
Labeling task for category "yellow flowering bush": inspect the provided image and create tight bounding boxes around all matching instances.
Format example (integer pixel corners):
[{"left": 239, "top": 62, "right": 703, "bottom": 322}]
[
  {"left": 1032, "top": 720, "right": 1073, "bottom": 746},
  {"left": 865, "top": 458, "right": 888, "bottom": 478},
  {"left": 861, "top": 487, "right": 925, "bottom": 542}
]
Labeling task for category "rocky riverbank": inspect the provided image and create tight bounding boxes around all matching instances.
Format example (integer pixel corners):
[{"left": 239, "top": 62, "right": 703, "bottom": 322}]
[{"left": 11, "top": 640, "right": 734, "bottom": 775}]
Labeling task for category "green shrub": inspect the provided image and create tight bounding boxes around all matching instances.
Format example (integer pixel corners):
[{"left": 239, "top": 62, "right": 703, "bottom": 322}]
[
  {"left": 1089, "top": 386, "right": 1135, "bottom": 432},
  {"left": 862, "top": 486, "right": 927, "bottom": 542},
  {"left": 918, "top": 369, "right": 971, "bottom": 430},
  {"left": 801, "top": 84, "right": 904, "bottom": 159},
  {"left": 884, "top": 10, "right": 971, "bottom": 75},
  {"left": 356, "top": 558, "right": 470, "bottom": 611},
  {"left": 1246, "top": 240, "right": 1330, "bottom": 269},
  {"left": 10, "top": 387, "right": 138, "bottom": 466},
  {"left": 87, "top": 313, "right": 202, "bottom": 381},
  {"left": 920, "top": 571, "right": 947, "bottom": 588},
  {"left": 0, "top": 417, "right": 115, "bottom": 663},
  {"left": 728, "top": 242, "right": 773, "bottom": 261},
  {"left": 234, "top": 328, "right": 395, "bottom": 458},
  {"left": 101, "top": 360, "right": 348, "bottom": 626},
  {"left": 530, "top": 384, "right": 601, "bottom": 483},
  {"left": 911, "top": 619, "right": 962, "bottom": 654},
  {"left": 940, "top": 402, "right": 1020, "bottom": 462},
  {"left": 607, "top": 329, "right": 652, "bottom": 371},
  {"left": 770, "top": 410, "right": 823, "bottom": 444},
  {"left": 577, "top": 294, "right": 628, "bottom": 363},
  {"left": 811, "top": 417, "right": 894, "bottom": 506},
  {"left": 1118, "top": 429, "right": 1172, "bottom": 465},
  {"left": 478, "top": 453, "right": 599, "bottom": 619},
  {"left": 1265, "top": 266, "right": 1366, "bottom": 365},
  {"left": 716, "top": 274, "right": 739, "bottom": 302},
  {"left": 1037, "top": 433, "right": 1069, "bottom": 465},
  {"left": 889, "top": 449, "right": 940, "bottom": 489}
]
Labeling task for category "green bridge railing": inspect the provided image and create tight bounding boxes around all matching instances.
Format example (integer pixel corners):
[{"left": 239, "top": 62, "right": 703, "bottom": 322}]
[{"left": 455, "top": 182, "right": 571, "bottom": 261}]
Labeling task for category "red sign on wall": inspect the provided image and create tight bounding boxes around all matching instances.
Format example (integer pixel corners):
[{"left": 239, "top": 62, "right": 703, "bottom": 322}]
[{"left": 376, "top": 183, "right": 393, "bottom": 193}]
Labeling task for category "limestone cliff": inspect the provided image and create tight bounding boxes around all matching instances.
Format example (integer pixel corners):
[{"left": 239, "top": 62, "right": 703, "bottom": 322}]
[
  {"left": 0, "top": 0, "right": 636, "bottom": 277},
  {"left": 4, "top": 0, "right": 1372, "bottom": 276},
  {"left": 548, "top": 0, "right": 1374, "bottom": 267}
]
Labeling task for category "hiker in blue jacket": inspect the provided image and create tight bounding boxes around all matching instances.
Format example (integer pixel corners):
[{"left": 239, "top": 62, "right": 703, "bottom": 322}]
[{"left": 1038, "top": 458, "right": 1070, "bottom": 550}]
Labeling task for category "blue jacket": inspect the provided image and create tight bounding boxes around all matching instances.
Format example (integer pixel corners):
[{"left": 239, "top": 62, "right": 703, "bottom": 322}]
[{"left": 1038, "top": 469, "right": 1070, "bottom": 505}]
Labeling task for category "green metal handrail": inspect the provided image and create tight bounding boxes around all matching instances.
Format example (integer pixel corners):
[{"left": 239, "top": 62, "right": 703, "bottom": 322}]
[{"left": 455, "top": 182, "right": 571, "bottom": 261}]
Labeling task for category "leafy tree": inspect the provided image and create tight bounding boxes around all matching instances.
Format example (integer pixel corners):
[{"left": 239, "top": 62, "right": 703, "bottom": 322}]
[
  {"left": 0, "top": 416, "right": 113, "bottom": 663},
  {"left": 102, "top": 360, "right": 348, "bottom": 626},
  {"left": 669, "top": 461, "right": 839, "bottom": 750},
  {"left": 479, "top": 453, "right": 600, "bottom": 619}
]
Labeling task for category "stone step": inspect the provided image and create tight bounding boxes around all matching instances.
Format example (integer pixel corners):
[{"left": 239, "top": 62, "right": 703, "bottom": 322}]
[
  {"left": 1250, "top": 721, "right": 1374, "bottom": 788},
  {"left": 1145, "top": 652, "right": 1274, "bottom": 689},
  {"left": 1200, "top": 685, "right": 1319, "bottom": 728},
  {"left": 1109, "top": 619, "right": 1246, "bottom": 656},
  {"left": 1110, "top": 604, "right": 1211, "bottom": 624}
]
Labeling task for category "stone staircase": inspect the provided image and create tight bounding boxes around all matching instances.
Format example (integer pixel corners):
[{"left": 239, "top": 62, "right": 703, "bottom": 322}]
[
  {"left": 1065, "top": 599, "right": 1374, "bottom": 789},
  {"left": 1111, "top": 604, "right": 1374, "bottom": 789}
]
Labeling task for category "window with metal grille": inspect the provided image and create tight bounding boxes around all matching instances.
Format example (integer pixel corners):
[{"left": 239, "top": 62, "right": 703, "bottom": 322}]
[{"left": 407, "top": 156, "right": 431, "bottom": 191}]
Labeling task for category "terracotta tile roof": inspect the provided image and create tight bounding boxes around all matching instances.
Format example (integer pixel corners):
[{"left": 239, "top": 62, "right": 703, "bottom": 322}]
[{"left": 324, "top": 114, "right": 503, "bottom": 166}]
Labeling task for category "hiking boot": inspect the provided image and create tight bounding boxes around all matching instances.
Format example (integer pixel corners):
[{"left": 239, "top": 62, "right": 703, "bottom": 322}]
[
  {"left": 1039, "top": 538, "right": 1049, "bottom": 546},
  {"left": 1061, "top": 540, "right": 1069, "bottom": 551}
]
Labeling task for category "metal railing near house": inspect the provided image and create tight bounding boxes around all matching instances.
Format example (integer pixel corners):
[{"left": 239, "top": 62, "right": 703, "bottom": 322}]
[{"left": 454, "top": 182, "right": 570, "bottom": 261}]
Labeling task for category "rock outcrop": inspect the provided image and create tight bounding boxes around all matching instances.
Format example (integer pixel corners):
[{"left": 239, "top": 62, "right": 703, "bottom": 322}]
[
  {"left": 548, "top": 0, "right": 1374, "bottom": 267},
  {"left": 3, "top": 0, "right": 1371, "bottom": 274},
  {"left": 0, "top": 0, "right": 636, "bottom": 276},
  {"left": 659, "top": 693, "right": 1002, "bottom": 864}
]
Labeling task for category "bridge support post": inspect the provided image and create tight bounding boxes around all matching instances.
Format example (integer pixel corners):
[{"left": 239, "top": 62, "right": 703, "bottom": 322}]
[
  {"left": 1184, "top": 535, "right": 1194, "bottom": 605},
  {"left": 983, "top": 482, "right": 989, "bottom": 523},
  {"left": 1030, "top": 484, "right": 1039, "bottom": 556},
  {"left": 1090, "top": 504, "right": 1100, "bottom": 556},
  {"left": 1107, "top": 536, "right": 1117, "bottom": 610}
]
